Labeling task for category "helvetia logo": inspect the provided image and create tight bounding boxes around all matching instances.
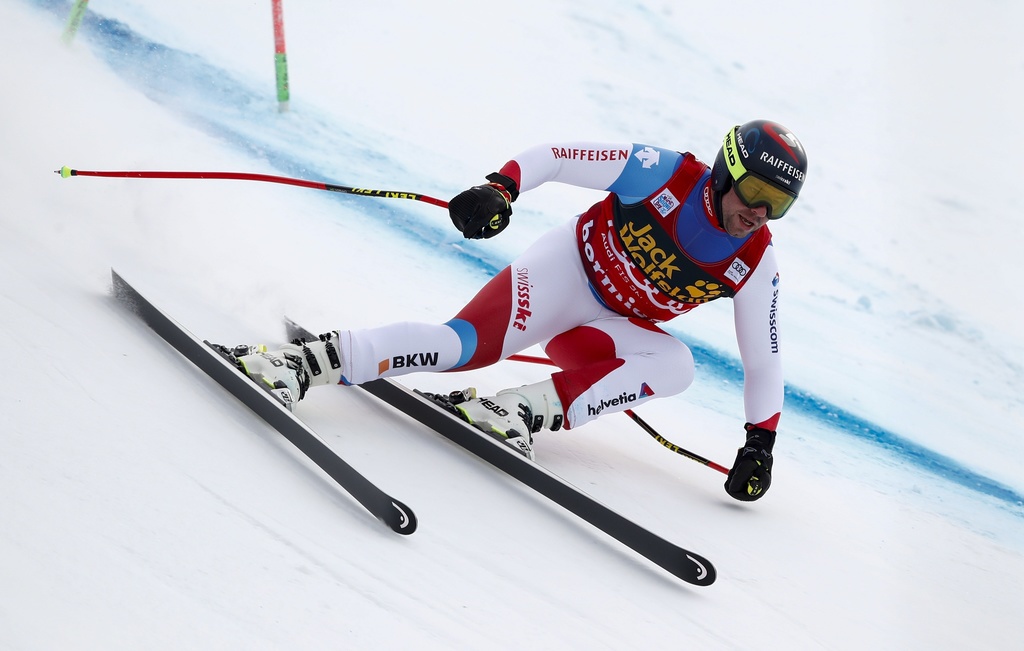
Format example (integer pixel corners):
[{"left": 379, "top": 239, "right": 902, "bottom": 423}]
[{"left": 587, "top": 383, "right": 655, "bottom": 416}]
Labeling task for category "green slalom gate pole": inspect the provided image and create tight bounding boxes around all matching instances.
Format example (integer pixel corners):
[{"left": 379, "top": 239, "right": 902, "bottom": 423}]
[
  {"left": 272, "top": 0, "right": 290, "bottom": 112},
  {"left": 61, "top": 0, "right": 90, "bottom": 45}
]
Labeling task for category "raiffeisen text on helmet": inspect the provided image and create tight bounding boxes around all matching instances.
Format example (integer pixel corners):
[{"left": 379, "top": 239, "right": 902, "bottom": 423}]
[{"left": 759, "top": 151, "right": 805, "bottom": 187}]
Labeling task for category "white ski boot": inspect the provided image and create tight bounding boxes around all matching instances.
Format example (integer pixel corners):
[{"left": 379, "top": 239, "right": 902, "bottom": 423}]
[
  {"left": 217, "top": 331, "right": 344, "bottom": 410},
  {"left": 451, "top": 379, "right": 564, "bottom": 460}
]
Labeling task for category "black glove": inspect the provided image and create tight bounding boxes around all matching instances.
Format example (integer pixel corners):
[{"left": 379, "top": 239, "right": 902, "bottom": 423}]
[
  {"left": 448, "top": 172, "right": 519, "bottom": 239},
  {"left": 724, "top": 423, "right": 776, "bottom": 502}
]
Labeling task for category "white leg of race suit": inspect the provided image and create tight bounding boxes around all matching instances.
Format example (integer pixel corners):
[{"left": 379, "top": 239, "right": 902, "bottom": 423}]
[{"left": 334, "top": 219, "right": 695, "bottom": 428}]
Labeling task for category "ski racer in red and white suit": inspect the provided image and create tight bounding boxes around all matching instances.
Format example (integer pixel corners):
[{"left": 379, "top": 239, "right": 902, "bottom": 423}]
[
  {"left": 228, "top": 121, "right": 802, "bottom": 501},
  {"left": 233, "top": 121, "right": 808, "bottom": 501},
  {"left": 336, "top": 142, "right": 782, "bottom": 432}
]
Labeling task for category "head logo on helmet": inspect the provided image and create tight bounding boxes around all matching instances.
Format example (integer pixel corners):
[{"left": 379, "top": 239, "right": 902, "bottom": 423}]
[{"left": 711, "top": 119, "right": 808, "bottom": 222}]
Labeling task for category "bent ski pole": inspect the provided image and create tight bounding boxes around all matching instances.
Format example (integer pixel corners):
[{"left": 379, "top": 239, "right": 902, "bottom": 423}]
[
  {"left": 506, "top": 354, "right": 729, "bottom": 474},
  {"left": 55, "top": 166, "right": 449, "bottom": 209}
]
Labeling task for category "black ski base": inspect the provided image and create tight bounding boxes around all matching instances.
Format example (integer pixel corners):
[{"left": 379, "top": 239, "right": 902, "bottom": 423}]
[{"left": 113, "top": 270, "right": 416, "bottom": 535}]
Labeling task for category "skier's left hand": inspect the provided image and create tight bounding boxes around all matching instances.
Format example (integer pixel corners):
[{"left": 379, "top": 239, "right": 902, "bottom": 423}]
[
  {"left": 724, "top": 424, "right": 776, "bottom": 501},
  {"left": 448, "top": 173, "right": 518, "bottom": 239}
]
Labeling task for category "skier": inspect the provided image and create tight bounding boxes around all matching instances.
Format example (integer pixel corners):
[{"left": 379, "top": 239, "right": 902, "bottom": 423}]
[{"left": 223, "top": 119, "right": 808, "bottom": 502}]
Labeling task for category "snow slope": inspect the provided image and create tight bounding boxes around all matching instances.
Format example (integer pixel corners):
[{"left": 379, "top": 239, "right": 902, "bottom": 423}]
[{"left": 2, "top": 1, "right": 1023, "bottom": 649}]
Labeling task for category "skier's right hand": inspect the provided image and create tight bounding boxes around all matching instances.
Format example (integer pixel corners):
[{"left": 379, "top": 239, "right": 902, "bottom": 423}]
[
  {"left": 449, "top": 173, "right": 517, "bottom": 239},
  {"left": 724, "top": 423, "right": 776, "bottom": 501}
]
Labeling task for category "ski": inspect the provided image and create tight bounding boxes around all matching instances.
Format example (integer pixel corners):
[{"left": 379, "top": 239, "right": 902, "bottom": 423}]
[
  {"left": 111, "top": 270, "right": 416, "bottom": 535},
  {"left": 286, "top": 319, "right": 715, "bottom": 585}
]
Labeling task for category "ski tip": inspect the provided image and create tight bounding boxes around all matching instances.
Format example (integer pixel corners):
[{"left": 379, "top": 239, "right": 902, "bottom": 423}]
[
  {"left": 683, "top": 553, "right": 717, "bottom": 586},
  {"left": 386, "top": 499, "right": 418, "bottom": 535}
]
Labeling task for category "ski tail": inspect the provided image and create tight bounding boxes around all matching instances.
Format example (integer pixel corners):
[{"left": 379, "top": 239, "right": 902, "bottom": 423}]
[{"left": 112, "top": 270, "right": 416, "bottom": 535}]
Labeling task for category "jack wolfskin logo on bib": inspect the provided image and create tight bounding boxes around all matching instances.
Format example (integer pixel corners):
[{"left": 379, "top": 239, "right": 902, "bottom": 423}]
[
  {"left": 618, "top": 221, "right": 680, "bottom": 282},
  {"left": 650, "top": 189, "right": 679, "bottom": 217},
  {"left": 617, "top": 219, "right": 729, "bottom": 305}
]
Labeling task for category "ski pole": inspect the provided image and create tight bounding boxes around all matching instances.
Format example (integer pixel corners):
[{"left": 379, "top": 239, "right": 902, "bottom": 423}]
[
  {"left": 623, "top": 409, "right": 730, "bottom": 474},
  {"left": 55, "top": 166, "right": 450, "bottom": 209},
  {"left": 506, "top": 354, "right": 729, "bottom": 474}
]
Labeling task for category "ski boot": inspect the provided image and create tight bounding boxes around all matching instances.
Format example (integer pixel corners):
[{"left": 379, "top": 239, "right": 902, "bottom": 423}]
[
  {"left": 212, "top": 331, "right": 344, "bottom": 410},
  {"left": 440, "top": 379, "right": 564, "bottom": 460}
]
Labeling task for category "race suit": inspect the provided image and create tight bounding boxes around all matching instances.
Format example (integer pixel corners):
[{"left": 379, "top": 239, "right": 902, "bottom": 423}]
[{"left": 334, "top": 142, "right": 783, "bottom": 431}]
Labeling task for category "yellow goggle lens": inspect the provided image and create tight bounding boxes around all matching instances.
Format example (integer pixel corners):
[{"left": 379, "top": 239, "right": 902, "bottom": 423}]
[{"left": 734, "top": 173, "right": 796, "bottom": 220}]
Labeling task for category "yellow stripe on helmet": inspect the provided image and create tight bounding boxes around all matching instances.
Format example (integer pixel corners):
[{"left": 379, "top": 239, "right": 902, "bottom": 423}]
[{"left": 723, "top": 127, "right": 747, "bottom": 181}]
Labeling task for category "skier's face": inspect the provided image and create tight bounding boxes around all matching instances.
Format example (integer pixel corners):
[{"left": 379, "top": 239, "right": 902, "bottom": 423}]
[{"left": 721, "top": 187, "right": 769, "bottom": 238}]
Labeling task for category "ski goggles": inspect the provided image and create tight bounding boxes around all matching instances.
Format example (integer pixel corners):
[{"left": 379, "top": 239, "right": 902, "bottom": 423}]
[{"left": 723, "top": 131, "right": 797, "bottom": 220}]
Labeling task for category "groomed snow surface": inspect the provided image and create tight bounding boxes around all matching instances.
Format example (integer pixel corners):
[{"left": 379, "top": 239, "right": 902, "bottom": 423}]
[{"left": 2, "top": 1, "right": 1022, "bottom": 649}]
